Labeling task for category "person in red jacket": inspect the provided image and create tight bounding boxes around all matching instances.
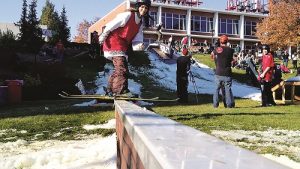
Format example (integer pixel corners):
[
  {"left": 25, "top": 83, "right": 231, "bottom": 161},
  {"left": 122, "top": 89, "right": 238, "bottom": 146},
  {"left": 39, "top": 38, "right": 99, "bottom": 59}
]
[
  {"left": 98, "top": 0, "right": 151, "bottom": 97},
  {"left": 259, "top": 44, "right": 276, "bottom": 107},
  {"left": 55, "top": 39, "right": 64, "bottom": 63}
]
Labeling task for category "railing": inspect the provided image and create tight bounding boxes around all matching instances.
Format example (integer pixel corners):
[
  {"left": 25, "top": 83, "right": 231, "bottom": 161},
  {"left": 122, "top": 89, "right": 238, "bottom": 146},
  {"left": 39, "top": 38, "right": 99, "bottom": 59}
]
[
  {"left": 115, "top": 100, "right": 290, "bottom": 169},
  {"left": 151, "top": 0, "right": 203, "bottom": 8}
]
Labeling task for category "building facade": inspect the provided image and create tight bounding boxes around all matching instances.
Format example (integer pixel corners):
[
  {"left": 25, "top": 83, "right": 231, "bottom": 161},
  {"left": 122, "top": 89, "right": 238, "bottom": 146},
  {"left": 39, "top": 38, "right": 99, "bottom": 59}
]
[{"left": 89, "top": 0, "right": 267, "bottom": 50}]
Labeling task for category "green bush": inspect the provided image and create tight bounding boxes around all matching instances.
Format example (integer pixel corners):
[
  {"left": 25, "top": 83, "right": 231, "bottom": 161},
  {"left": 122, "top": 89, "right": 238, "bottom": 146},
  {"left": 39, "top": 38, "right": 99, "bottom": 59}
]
[
  {"left": 0, "top": 30, "right": 18, "bottom": 50},
  {"left": 23, "top": 74, "right": 42, "bottom": 87}
]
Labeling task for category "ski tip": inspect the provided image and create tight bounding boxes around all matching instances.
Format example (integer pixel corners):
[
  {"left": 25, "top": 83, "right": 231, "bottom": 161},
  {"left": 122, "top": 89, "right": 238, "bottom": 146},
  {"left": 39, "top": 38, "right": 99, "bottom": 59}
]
[
  {"left": 61, "top": 91, "right": 69, "bottom": 96},
  {"left": 58, "top": 93, "right": 66, "bottom": 98}
]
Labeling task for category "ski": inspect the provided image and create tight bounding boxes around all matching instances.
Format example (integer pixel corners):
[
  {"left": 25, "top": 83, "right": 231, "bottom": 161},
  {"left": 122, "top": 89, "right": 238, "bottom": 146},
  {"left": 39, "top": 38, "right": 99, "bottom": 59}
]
[
  {"left": 59, "top": 92, "right": 179, "bottom": 102},
  {"left": 246, "top": 58, "right": 259, "bottom": 79}
]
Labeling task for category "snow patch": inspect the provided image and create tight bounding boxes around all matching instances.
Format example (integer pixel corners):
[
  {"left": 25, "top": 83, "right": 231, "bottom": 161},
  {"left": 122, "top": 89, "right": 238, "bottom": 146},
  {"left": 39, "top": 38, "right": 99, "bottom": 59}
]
[
  {"left": 147, "top": 52, "right": 261, "bottom": 101},
  {"left": 211, "top": 129, "right": 300, "bottom": 167},
  {"left": 0, "top": 134, "right": 116, "bottom": 169},
  {"left": 83, "top": 119, "right": 116, "bottom": 130}
]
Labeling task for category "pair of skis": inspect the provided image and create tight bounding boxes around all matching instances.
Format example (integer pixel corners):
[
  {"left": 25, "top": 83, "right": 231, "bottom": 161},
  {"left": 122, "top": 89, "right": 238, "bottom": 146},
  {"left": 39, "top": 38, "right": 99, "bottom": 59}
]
[{"left": 59, "top": 91, "right": 179, "bottom": 102}]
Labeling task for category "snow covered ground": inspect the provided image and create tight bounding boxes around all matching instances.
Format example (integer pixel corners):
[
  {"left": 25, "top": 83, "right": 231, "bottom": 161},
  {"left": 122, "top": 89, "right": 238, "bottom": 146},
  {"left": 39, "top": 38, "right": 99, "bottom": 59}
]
[
  {"left": 212, "top": 129, "right": 300, "bottom": 169},
  {"left": 1, "top": 52, "right": 299, "bottom": 169},
  {"left": 0, "top": 119, "right": 117, "bottom": 169}
]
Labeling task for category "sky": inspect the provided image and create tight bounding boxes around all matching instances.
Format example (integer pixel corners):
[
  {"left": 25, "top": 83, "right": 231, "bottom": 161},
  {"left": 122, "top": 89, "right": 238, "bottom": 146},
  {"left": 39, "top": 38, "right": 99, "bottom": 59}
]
[{"left": 0, "top": 0, "right": 226, "bottom": 41}]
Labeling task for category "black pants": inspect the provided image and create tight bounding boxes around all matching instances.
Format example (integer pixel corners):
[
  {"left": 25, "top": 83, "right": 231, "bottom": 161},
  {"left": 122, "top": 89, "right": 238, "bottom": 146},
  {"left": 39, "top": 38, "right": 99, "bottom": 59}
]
[
  {"left": 177, "top": 76, "right": 188, "bottom": 103},
  {"left": 261, "top": 81, "right": 275, "bottom": 106}
]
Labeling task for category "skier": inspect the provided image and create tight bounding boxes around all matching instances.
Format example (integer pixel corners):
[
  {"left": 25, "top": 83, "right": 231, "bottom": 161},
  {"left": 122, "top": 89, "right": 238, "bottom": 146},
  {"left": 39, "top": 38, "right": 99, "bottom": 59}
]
[
  {"left": 98, "top": 0, "right": 151, "bottom": 97},
  {"left": 155, "top": 22, "right": 163, "bottom": 42},
  {"left": 259, "top": 44, "right": 276, "bottom": 107},
  {"left": 176, "top": 47, "right": 191, "bottom": 103},
  {"left": 213, "top": 35, "right": 235, "bottom": 108}
]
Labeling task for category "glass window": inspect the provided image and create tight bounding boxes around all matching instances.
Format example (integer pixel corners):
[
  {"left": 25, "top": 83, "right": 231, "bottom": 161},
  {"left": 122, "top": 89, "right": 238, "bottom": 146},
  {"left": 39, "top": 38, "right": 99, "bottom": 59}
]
[
  {"left": 244, "top": 21, "right": 257, "bottom": 36},
  {"left": 173, "top": 14, "right": 179, "bottom": 29},
  {"left": 166, "top": 17, "right": 172, "bottom": 29},
  {"left": 191, "top": 15, "right": 213, "bottom": 32},
  {"left": 162, "top": 13, "right": 186, "bottom": 30},
  {"left": 149, "top": 11, "right": 157, "bottom": 26},
  {"left": 218, "top": 18, "right": 239, "bottom": 35},
  {"left": 180, "top": 15, "right": 186, "bottom": 30}
]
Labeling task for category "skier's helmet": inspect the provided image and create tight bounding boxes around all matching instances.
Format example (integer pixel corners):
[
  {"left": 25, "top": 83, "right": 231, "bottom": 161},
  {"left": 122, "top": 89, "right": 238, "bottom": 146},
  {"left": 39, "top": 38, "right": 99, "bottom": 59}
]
[
  {"left": 219, "top": 35, "right": 228, "bottom": 44},
  {"left": 135, "top": 0, "right": 151, "bottom": 9},
  {"left": 262, "top": 44, "right": 270, "bottom": 53}
]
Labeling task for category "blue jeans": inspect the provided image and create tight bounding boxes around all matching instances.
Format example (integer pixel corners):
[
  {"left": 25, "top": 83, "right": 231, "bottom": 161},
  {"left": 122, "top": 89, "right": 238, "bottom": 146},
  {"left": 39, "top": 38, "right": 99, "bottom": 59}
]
[{"left": 213, "top": 75, "right": 235, "bottom": 108}]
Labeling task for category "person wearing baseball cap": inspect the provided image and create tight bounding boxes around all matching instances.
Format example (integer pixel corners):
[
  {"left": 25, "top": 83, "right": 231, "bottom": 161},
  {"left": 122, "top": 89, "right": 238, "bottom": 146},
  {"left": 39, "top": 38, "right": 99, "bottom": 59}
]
[{"left": 213, "top": 35, "right": 235, "bottom": 108}]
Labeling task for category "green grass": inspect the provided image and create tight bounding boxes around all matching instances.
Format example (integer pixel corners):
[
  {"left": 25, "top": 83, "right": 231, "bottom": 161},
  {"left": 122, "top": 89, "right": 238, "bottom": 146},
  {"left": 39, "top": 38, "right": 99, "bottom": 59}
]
[
  {"left": 0, "top": 99, "right": 115, "bottom": 142},
  {"left": 152, "top": 99, "right": 300, "bottom": 133}
]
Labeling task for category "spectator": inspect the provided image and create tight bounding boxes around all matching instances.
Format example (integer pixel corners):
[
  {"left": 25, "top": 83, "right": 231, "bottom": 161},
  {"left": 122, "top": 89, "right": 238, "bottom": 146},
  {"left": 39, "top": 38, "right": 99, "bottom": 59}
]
[
  {"left": 55, "top": 39, "right": 64, "bottom": 63},
  {"left": 213, "top": 35, "right": 235, "bottom": 108},
  {"left": 176, "top": 47, "right": 191, "bottom": 103},
  {"left": 292, "top": 52, "right": 298, "bottom": 70},
  {"left": 282, "top": 50, "right": 289, "bottom": 67},
  {"left": 181, "top": 35, "right": 188, "bottom": 48},
  {"left": 259, "top": 44, "right": 276, "bottom": 107}
]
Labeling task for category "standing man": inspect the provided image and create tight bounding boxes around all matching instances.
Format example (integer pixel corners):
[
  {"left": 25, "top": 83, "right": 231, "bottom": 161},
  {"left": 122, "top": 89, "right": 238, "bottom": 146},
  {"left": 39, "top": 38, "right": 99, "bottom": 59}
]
[
  {"left": 282, "top": 50, "right": 289, "bottom": 67},
  {"left": 259, "top": 45, "right": 276, "bottom": 107},
  {"left": 213, "top": 35, "right": 235, "bottom": 108},
  {"left": 176, "top": 47, "right": 191, "bottom": 103}
]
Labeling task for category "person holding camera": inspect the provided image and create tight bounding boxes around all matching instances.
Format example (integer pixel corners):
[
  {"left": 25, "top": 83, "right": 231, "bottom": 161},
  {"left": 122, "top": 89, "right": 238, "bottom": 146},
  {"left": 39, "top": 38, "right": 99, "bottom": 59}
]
[{"left": 176, "top": 47, "right": 192, "bottom": 103}]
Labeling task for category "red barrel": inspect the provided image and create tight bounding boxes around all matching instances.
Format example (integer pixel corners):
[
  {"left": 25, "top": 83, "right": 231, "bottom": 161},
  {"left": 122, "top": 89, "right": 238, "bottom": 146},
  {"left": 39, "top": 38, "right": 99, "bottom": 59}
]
[{"left": 5, "top": 80, "right": 23, "bottom": 104}]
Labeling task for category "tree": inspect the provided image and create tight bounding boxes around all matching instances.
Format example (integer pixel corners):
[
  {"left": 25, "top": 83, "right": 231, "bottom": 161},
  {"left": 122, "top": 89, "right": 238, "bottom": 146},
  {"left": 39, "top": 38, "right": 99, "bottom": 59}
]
[
  {"left": 16, "top": 0, "right": 29, "bottom": 43},
  {"left": 40, "top": 0, "right": 55, "bottom": 26},
  {"left": 256, "top": 0, "right": 300, "bottom": 48},
  {"left": 27, "top": 0, "right": 43, "bottom": 51},
  {"left": 73, "top": 19, "right": 92, "bottom": 43},
  {"left": 58, "top": 6, "right": 70, "bottom": 44},
  {"left": 48, "top": 10, "right": 60, "bottom": 43}
]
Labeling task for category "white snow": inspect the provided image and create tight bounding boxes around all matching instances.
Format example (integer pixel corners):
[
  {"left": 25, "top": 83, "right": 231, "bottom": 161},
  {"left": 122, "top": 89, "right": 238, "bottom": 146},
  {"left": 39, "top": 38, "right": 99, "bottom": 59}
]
[
  {"left": 211, "top": 129, "right": 300, "bottom": 168},
  {"left": 83, "top": 119, "right": 116, "bottom": 130},
  {"left": 0, "top": 134, "right": 116, "bottom": 169},
  {"left": 263, "top": 154, "right": 300, "bottom": 169}
]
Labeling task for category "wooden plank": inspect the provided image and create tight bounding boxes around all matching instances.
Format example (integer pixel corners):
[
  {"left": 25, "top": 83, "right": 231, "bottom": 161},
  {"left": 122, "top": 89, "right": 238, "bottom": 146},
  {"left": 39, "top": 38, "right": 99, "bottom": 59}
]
[{"left": 152, "top": 48, "right": 170, "bottom": 60}]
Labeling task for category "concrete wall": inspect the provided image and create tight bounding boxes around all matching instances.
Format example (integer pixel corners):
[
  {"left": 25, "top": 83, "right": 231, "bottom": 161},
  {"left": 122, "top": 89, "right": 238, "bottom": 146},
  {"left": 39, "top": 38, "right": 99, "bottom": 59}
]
[{"left": 115, "top": 100, "right": 289, "bottom": 169}]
